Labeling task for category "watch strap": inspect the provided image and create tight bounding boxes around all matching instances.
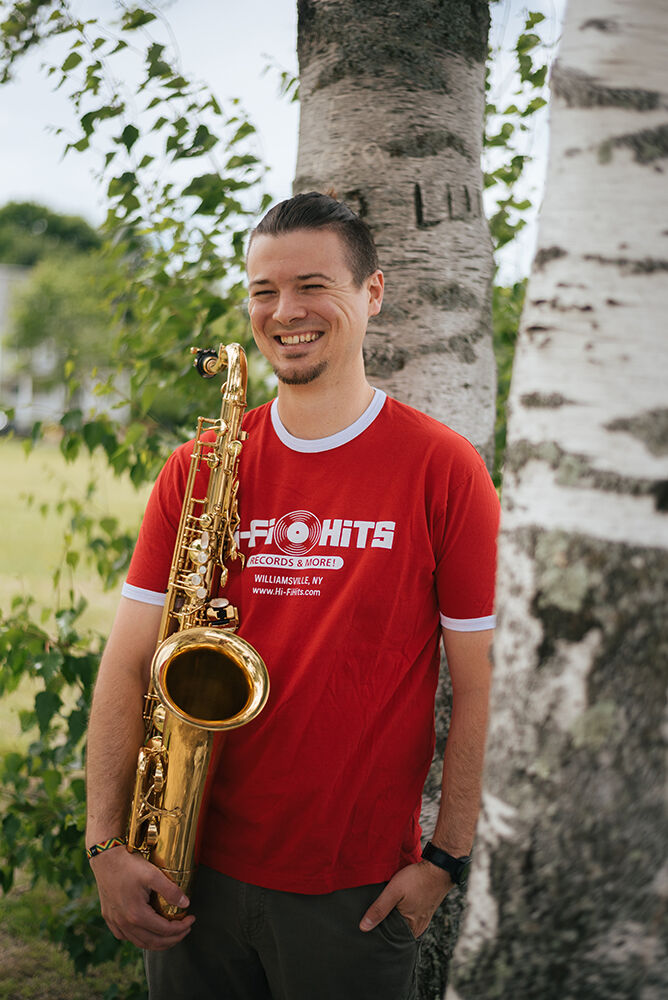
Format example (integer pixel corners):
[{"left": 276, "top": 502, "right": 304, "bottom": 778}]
[{"left": 421, "top": 840, "right": 472, "bottom": 884}]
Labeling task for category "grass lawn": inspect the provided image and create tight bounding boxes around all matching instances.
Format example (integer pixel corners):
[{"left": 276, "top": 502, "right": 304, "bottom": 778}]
[
  {"left": 0, "top": 882, "right": 145, "bottom": 999},
  {"left": 0, "top": 438, "right": 150, "bottom": 998},
  {"left": 0, "top": 437, "right": 150, "bottom": 632},
  {"left": 0, "top": 437, "right": 150, "bottom": 748}
]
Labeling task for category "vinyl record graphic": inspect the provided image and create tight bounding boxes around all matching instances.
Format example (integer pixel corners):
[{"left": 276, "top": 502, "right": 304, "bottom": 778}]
[{"left": 274, "top": 510, "right": 322, "bottom": 555}]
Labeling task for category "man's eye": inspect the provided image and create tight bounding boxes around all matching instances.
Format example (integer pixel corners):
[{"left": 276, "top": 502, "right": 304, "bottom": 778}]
[
  {"left": 303, "top": 284, "right": 323, "bottom": 290},
  {"left": 252, "top": 290, "right": 275, "bottom": 297}
]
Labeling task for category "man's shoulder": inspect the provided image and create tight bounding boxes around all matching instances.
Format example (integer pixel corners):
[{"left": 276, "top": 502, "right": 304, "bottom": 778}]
[{"left": 382, "top": 395, "right": 484, "bottom": 461}]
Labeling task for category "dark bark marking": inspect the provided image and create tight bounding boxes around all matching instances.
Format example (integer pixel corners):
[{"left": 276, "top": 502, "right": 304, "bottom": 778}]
[
  {"left": 505, "top": 439, "right": 665, "bottom": 497},
  {"left": 584, "top": 254, "right": 668, "bottom": 275},
  {"left": 419, "top": 282, "right": 479, "bottom": 311},
  {"left": 602, "top": 123, "right": 668, "bottom": 165},
  {"left": 525, "top": 325, "right": 554, "bottom": 337},
  {"left": 446, "top": 184, "right": 478, "bottom": 220},
  {"left": 653, "top": 482, "right": 668, "bottom": 511},
  {"left": 297, "top": 0, "right": 489, "bottom": 93},
  {"left": 534, "top": 246, "right": 568, "bottom": 270},
  {"left": 340, "top": 188, "right": 369, "bottom": 219},
  {"left": 520, "top": 392, "right": 574, "bottom": 409},
  {"left": 414, "top": 183, "right": 442, "bottom": 229},
  {"left": 447, "top": 336, "right": 476, "bottom": 364},
  {"left": 363, "top": 336, "right": 406, "bottom": 377},
  {"left": 552, "top": 65, "right": 660, "bottom": 111},
  {"left": 606, "top": 408, "right": 668, "bottom": 456},
  {"left": 580, "top": 18, "right": 619, "bottom": 33},
  {"left": 386, "top": 129, "right": 472, "bottom": 161},
  {"left": 532, "top": 297, "right": 593, "bottom": 313}
]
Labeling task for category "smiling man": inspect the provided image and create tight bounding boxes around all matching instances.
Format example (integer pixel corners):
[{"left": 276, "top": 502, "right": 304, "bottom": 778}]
[{"left": 86, "top": 193, "right": 500, "bottom": 1000}]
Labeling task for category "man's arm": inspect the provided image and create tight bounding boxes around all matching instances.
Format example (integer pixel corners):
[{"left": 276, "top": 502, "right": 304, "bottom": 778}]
[
  {"left": 360, "top": 628, "right": 493, "bottom": 937},
  {"left": 86, "top": 596, "right": 196, "bottom": 950}
]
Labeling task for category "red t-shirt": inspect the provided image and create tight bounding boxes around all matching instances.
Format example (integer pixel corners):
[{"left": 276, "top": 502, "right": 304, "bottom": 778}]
[{"left": 124, "top": 391, "right": 499, "bottom": 892}]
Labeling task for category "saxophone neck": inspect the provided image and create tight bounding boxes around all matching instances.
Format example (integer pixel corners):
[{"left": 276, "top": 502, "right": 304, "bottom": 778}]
[{"left": 221, "top": 344, "right": 248, "bottom": 405}]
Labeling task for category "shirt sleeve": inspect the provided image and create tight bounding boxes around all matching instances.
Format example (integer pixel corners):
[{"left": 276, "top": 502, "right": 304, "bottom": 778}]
[
  {"left": 434, "top": 455, "right": 500, "bottom": 631},
  {"left": 122, "top": 441, "right": 193, "bottom": 603}
]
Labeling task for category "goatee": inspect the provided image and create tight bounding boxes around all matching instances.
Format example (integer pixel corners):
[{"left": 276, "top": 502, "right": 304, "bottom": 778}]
[{"left": 275, "top": 360, "right": 328, "bottom": 386}]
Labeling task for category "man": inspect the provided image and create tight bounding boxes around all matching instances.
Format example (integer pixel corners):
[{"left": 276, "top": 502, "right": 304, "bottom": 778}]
[{"left": 86, "top": 193, "right": 499, "bottom": 999}]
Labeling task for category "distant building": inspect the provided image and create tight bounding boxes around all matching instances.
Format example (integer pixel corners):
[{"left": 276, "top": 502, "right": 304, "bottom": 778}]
[{"left": 0, "top": 263, "right": 127, "bottom": 433}]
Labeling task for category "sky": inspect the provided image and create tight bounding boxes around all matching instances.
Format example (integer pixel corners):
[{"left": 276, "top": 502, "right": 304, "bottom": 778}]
[{"left": 0, "top": 0, "right": 566, "bottom": 280}]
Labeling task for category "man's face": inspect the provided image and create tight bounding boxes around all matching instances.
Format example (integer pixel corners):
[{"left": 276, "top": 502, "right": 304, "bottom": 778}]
[{"left": 247, "top": 228, "right": 383, "bottom": 387}]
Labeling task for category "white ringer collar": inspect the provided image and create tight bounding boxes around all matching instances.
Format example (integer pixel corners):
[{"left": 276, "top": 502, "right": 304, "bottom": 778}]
[{"left": 270, "top": 389, "right": 387, "bottom": 453}]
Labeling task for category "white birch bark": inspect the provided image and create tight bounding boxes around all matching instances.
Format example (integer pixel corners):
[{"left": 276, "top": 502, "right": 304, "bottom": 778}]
[
  {"left": 450, "top": 1, "right": 668, "bottom": 997},
  {"left": 294, "top": 0, "right": 495, "bottom": 463}
]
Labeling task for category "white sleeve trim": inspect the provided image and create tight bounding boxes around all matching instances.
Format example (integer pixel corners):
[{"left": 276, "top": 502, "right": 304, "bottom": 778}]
[
  {"left": 121, "top": 582, "right": 166, "bottom": 607},
  {"left": 440, "top": 613, "right": 496, "bottom": 632}
]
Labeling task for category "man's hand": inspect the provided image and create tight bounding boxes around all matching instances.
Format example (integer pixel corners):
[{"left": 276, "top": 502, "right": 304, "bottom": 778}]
[
  {"left": 359, "top": 861, "right": 452, "bottom": 939},
  {"left": 90, "top": 846, "right": 195, "bottom": 951}
]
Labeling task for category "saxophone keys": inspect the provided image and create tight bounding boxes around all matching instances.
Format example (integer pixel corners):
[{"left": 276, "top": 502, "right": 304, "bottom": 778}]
[
  {"left": 152, "top": 706, "right": 166, "bottom": 734},
  {"left": 206, "top": 597, "right": 230, "bottom": 622},
  {"left": 146, "top": 819, "right": 159, "bottom": 847},
  {"left": 153, "top": 760, "right": 165, "bottom": 793}
]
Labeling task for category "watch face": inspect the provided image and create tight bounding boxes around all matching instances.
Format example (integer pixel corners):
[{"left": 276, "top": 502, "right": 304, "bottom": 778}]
[{"left": 455, "top": 858, "right": 471, "bottom": 885}]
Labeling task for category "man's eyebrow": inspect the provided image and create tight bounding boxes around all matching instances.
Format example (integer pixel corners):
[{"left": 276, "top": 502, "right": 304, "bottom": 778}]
[{"left": 249, "top": 271, "right": 334, "bottom": 288}]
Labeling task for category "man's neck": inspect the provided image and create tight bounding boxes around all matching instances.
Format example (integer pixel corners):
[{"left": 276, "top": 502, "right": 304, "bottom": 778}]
[{"left": 275, "top": 374, "right": 375, "bottom": 441}]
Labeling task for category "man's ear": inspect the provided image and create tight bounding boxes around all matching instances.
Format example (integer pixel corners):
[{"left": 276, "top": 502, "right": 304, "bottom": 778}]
[{"left": 367, "top": 270, "right": 384, "bottom": 317}]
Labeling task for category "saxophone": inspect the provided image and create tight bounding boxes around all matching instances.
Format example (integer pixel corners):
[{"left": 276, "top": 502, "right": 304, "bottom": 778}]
[{"left": 126, "top": 343, "right": 269, "bottom": 919}]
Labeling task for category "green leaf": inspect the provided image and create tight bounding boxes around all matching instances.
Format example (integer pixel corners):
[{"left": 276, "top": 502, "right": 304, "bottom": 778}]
[
  {"left": 119, "top": 124, "right": 139, "bottom": 152},
  {"left": 230, "top": 121, "right": 255, "bottom": 144},
  {"left": 517, "top": 32, "right": 541, "bottom": 55},
  {"left": 61, "top": 409, "right": 83, "bottom": 432},
  {"left": 66, "top": 550, "right": 80, "bottom": 570},
  {"left": 35, "top": 690, "right": 63, "bottom": 734},
  {"left": 62, "top": 51, "right": 83, "bottom": 72},
  {"left": 43, "top": 769, "right": 62, "bottom": 796},
  {"left": 121, "top": 9, "right": 157, "bottom": 30}
]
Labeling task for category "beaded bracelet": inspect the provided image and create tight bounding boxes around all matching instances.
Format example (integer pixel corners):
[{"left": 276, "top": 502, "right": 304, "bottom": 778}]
[{"left": 86, "top": 836, "right": 126, "bottom": 860}]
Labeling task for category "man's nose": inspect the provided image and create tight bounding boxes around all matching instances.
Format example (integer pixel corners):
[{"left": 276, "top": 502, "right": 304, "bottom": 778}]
[{"left": 272, "top": 290, "right": 308, "bottom": 326}]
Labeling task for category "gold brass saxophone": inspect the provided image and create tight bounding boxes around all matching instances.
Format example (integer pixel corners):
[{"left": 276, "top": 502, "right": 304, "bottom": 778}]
[{"left": 126, "top": 343, "right": 269, "bottom": 919}]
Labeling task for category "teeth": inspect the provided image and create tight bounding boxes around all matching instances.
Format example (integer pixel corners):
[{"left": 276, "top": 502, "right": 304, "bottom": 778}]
[{"left": 279, "top": 332, "right": 320, "bottom": 345}]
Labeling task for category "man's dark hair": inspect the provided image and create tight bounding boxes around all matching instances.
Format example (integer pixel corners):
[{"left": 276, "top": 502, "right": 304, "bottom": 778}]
[{"left": 249, "top": 192, "right": 379, "bottom": 286}]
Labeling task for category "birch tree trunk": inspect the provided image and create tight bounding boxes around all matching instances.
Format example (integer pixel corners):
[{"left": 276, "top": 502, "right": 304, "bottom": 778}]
[
  {"left": 450, "top": 2, "right": 668, "bottom": 997},
  {"left": 295, "top": 0, "right": 495, "bottom": 463}
]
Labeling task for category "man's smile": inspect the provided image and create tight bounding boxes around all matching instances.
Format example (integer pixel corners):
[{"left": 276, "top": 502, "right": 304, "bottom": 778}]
[{"left": 275, "top": 331, "right": 324, "bottom": 345}]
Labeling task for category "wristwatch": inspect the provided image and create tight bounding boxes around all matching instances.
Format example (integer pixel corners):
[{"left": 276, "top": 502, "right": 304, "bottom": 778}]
[{"left": 421, "top": 841, "right": 472, "bottom": 885}]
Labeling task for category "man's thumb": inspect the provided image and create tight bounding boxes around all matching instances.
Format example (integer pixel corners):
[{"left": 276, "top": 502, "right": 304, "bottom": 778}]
[
  {"left": 149, "top": 867, "right": 190, "bottom": 909},
  {"left": 359, "top": 885, "right": 399, "bottom": 932}
]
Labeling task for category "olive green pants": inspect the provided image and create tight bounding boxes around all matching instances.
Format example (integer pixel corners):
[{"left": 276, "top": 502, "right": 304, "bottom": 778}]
[{"left": 145, "top": 867, "right": 421, "bottom": 1000}]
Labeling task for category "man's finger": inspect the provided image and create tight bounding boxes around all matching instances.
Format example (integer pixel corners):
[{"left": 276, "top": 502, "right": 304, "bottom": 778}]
[{"left": 359, "top": 884, "right": 401, "bottom": 932}]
